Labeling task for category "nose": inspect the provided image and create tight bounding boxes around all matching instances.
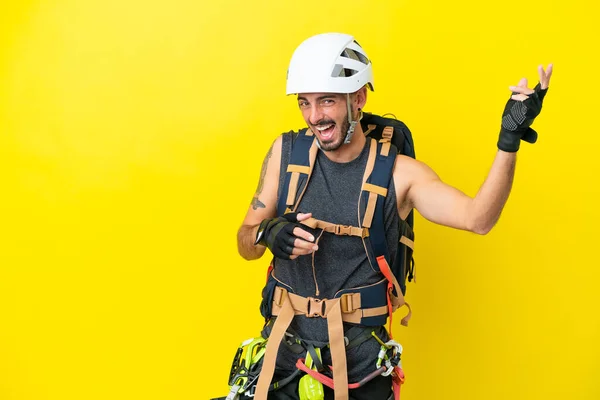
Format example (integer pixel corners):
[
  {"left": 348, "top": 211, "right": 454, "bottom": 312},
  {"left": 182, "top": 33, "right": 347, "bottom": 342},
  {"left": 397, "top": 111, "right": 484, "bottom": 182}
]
[{"left": 308, "top": 104, "right": 325, "bottom": 126}]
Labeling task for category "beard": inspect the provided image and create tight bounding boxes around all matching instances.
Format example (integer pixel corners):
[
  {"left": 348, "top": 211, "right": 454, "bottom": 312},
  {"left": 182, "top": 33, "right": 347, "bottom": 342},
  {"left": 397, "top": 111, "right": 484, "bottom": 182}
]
[{"left": 312, "top": 113, "right": 350, "bottom": 152}]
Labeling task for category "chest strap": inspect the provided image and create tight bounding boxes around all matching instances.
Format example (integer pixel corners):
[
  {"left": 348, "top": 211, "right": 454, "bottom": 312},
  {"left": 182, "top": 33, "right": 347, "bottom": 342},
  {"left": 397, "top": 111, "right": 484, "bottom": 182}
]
[{"left": 301, "top": 217, "right": 369, "bottom": 238}]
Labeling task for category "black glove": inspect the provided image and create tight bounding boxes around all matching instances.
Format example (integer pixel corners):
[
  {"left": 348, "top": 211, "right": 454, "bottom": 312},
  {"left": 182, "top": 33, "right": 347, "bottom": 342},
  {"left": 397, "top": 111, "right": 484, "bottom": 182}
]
[
  {"left": 497, "top": 83, "right": 548, "bottom": 152},
  {"left": 254, "top": 212, "right": 305, "bottom": 260}
]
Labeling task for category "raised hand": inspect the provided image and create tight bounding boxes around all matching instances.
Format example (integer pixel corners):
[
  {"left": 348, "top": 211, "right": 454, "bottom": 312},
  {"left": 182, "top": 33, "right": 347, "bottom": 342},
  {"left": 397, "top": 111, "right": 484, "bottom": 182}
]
[{"left": 497, "top": 64, "right": 553, "bottom": 152}]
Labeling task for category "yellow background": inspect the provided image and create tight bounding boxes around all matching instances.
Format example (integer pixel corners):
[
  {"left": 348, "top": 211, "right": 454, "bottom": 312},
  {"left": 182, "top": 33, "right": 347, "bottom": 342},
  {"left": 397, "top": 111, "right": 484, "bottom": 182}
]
[{"left": 1, "top": 0, "right": 598, "bottom": 399}]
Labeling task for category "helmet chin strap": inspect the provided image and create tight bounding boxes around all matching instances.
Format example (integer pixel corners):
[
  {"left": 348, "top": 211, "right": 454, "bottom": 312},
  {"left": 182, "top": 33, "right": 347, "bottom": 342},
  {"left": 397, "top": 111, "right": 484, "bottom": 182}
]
[
  {"left": 343, "top": 93, "right": 361, "bottom": 144},
  {"left": 314, "top": 94, "right": 362, "bottom": 150}
]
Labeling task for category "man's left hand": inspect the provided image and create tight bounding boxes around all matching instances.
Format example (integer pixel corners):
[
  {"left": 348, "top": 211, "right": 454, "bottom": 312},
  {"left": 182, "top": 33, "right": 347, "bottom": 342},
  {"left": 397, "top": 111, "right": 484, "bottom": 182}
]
[{"left": 497, "top": 64, "right": 554, "bottom": 152}]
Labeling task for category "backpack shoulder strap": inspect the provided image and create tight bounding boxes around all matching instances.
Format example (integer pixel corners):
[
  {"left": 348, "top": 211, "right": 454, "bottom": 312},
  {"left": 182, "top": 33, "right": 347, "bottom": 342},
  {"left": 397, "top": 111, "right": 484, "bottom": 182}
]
[
  {"left": 360, "top": 129, "right": 396, "bottom": 230},
  {"left": 277, "top": 129, "right": 319, "bottom": 216},
  {"left": 360, "top": 133, "right": 411, "bottom": 330}
]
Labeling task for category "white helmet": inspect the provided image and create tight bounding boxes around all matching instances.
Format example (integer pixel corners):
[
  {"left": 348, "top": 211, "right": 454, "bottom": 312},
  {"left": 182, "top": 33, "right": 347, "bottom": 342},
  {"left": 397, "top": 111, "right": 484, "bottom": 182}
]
[{"left": 286, "top": 33, "right": 374, "bottom": 95}]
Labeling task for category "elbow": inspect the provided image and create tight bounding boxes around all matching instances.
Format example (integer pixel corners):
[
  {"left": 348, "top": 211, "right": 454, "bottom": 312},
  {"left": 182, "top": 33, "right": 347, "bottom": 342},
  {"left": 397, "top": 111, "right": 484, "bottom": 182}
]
[
  {"left": 472, "top": 224, "right": 493, "bottom": 235},
  {"left": 465, "top": 200, "right": 499, "bottom": 235},
  {"left": 237, "top": 243, "right": 266, "bottom": 261},
  {"left": 237, "top": 246, "right": 256, "bottom": 261},
  {"left": 239, "top": 251, "right": 260, "bottom": 261},
  {"left": 467, "top": 216, "right": 496, "bottom": 236}
]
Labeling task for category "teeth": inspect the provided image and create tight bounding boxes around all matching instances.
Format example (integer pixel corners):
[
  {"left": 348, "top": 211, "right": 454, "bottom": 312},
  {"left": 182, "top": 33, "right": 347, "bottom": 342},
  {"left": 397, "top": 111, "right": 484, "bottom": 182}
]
[{"left": 316, "top": 124, "right": 333, "bottom": 131}]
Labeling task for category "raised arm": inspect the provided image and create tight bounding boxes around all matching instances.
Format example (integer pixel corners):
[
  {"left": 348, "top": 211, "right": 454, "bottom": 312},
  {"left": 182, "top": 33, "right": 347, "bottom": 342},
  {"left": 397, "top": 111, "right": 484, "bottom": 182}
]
[
  {"left": 396, "top": 64, "right": 553, "bottom": 235},
  {"left": 396, "top": 151, "right": 516, "bottom": 235}
]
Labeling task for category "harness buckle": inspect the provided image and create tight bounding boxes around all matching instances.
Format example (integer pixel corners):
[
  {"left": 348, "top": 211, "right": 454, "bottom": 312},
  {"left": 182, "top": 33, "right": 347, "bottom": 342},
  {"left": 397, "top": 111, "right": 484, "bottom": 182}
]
[
  {"left": 273, "top": 287, "right": 286, "bottom": 307},
  {"left": 340, "top": 293, "right": 355, "bottom": 313},
  {"left": 334, "top": 225, "right": 352, "bottom": 236},
  {"left": 381, "top": 126, "right": 394, "bottom": 142},
  {"left": 306, "top": 297, "right": 326, "bottom": 318}
]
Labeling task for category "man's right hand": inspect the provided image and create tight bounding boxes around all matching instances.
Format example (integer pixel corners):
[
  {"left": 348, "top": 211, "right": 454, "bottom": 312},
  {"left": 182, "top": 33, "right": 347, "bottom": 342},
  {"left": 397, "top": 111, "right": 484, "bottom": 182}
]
[{"left": 254, "top": 212, "right": 318, "bottom": 260}]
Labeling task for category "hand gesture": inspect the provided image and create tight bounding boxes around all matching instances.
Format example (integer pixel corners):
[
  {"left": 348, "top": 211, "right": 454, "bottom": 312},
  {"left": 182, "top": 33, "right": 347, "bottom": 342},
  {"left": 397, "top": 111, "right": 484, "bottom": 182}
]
[
  {"left": 254, "top": 212, "right": 319, "bottom": 260},
  {"left": 497, "top": 64, "right": 553, "bottom": 152}
]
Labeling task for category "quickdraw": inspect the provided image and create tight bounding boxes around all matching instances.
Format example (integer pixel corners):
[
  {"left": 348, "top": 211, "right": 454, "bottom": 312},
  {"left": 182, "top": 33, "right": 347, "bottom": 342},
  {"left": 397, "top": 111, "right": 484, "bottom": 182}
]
[{"left": 226, "top": 337, "right": 267, "bottom": 400}]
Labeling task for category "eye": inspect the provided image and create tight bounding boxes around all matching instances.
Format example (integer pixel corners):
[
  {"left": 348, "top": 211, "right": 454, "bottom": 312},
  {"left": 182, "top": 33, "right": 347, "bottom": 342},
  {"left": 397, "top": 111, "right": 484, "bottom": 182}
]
[
  {"left": 321, "top": 99, "right": 335, "bottom": 106},
  {"left": 298, "top": 101, "right": 309, "bottom": 108}
]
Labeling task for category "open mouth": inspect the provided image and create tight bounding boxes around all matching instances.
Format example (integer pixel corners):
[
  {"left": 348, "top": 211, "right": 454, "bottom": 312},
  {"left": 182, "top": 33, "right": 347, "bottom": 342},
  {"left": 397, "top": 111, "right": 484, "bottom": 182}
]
[{"left": 315, "top": 124, "right": 335, "bottom": 141}]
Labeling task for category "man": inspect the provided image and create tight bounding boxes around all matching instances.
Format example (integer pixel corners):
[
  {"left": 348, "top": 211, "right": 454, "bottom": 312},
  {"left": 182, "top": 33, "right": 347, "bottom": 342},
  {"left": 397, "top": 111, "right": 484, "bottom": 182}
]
[{"left": 235, "top": 32, "right": 552, "bottom": 400}]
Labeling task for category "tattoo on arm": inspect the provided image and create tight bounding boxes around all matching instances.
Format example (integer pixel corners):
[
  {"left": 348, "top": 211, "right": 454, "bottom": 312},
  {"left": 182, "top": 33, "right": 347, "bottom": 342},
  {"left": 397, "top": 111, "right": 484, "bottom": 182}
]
[
  {"left": 251, "top": 198, "right": 265, "bottom": 210},
  {"left": 251, "top": 144, "right": 273, "bottom": 210}
]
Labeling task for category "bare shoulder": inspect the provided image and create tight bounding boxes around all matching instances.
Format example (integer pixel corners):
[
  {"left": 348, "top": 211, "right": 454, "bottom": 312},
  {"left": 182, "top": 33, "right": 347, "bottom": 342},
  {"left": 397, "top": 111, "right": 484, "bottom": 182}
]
[
  {"left": 392, "top": 154, "right": 440, "bottom": 218},
  {"left": 393, "top": 154, "right": 440, "bottom": 181}
]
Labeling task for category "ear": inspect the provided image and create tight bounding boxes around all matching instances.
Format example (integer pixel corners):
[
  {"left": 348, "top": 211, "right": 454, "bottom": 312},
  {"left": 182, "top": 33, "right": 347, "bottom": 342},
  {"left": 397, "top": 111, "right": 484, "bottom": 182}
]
[{"left": 354, "top": 86, "right": 367, "bottom": 111}]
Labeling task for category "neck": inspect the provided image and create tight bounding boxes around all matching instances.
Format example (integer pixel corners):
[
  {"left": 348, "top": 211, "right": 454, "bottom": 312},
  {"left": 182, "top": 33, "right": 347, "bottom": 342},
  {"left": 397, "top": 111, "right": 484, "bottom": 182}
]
[{"left": 321, "top": 122, "right": 366, "bottom": 163}]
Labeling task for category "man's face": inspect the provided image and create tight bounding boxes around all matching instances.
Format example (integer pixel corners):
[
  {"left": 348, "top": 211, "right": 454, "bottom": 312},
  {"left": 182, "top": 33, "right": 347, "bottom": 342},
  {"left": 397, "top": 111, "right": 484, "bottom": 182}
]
[{"left": 297, "top": 93, "right": 350, "bottom": 152}]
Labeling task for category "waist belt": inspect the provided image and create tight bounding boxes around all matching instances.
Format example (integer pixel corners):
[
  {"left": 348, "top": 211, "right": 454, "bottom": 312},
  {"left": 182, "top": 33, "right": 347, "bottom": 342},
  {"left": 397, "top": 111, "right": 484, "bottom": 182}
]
[{"left": 270, "top": 286, "right": 388, "bottom": 323}]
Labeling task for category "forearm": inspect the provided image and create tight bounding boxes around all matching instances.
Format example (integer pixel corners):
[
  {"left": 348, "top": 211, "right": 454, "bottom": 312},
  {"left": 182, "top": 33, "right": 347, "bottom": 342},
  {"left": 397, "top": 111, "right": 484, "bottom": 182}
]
[
  {"left": 469, "top": 150, "right": 517, "bottom": 234},
  {"left": 237, "top": 224, "right": 267, "bottom": 260}
]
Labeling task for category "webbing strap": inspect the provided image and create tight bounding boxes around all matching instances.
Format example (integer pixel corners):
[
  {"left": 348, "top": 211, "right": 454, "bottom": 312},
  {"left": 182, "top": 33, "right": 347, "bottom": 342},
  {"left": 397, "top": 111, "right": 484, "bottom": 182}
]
[
  {"left": 285, "top": 138, "right": 318, "bottom": 211},
  {"left": 399, "top": 236, "right": 414, "bottom": 250},
  {"left": 362, "top": 192, "right": 378, "bottom": 229},
  {"left": 363, "top": 183, "right": 388, "bottom": 197},
  {"left": 376, "top": 256, "right": 411, "bottom": 339},
  {"left": 287, "top": 165, "right": 311, "bottom": 174},
  {"left": 360, "top": 136, "right": 398, "bottom": 306},
  {"left": 362, "top": 135, "right": 396, "bottom": 228},
  {"left": 294, "top": 360, "right": 399, "bottom": 393},
  {"left": 362, "top": 181, "right": 388, "bottom": 229},
  {"left": 287, "top": 172, "right": 300, "bottom": 206},
  {"left": 294, "top": 140, "right": 318, "bottom": 211},
  {"left": 327, "top": 299, "right": 348, "bottom": 400},
  {"left": 363, "top": 124, "right": 377, "bottom": 136},
  {"left": 277, "top": 131, "right": 318, "bottom": 216},
  {"left": 360, "top": 139, "right": 379, "bottom": 228},
  {"left": 301, "top": 217, "right": 369, "bottom": 238},
  {"left": 254, "top": 297, "right": 295, "bottom": 400},
  {"left": 268, "top": 289, "right": 354, "bottom": 400},
  {"left": 362, "top": 138, "right": 378, "bottom": 186},
  {"left": 306, "top": 343, "right": 324, "bottom": 372},
  {"left": 380, "top": 126, "right": 394, "bottom": 157},
  {"left": 270, "top": 287, "right": 388, "bottom": 324},
  {"left": 392, "top": 366, "right": 405, "bottom": 400}
]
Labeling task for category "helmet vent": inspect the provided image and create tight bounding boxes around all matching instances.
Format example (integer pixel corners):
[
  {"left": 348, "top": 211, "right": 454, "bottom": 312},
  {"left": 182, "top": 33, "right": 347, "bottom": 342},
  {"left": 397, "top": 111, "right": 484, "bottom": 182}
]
[
  {"left": 340, "top": 47, "right": 369, "bottom": 65},
  {"left": 331, "top": 64, "right": 358, "bottom": 78}
]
